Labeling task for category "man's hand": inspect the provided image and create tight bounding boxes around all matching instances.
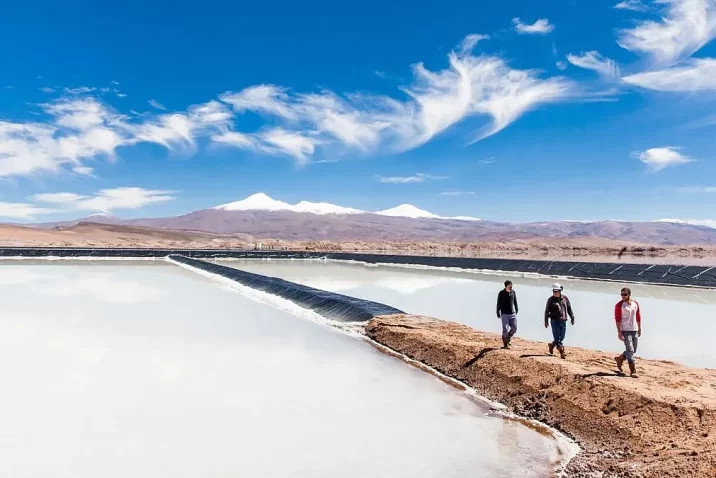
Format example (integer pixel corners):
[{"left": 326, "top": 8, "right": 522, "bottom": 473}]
[
  {"left": 570, "top": 318, "right": 575, "bottom": 326},
  {"left": 638, "top": 328, "right": 642, "bottom": 337},
  {"left": 618, "top": 331, "right": 624, "bottom": 341},
  {"left": 544, "top": 321, "right": 549, "bottom": 329}
]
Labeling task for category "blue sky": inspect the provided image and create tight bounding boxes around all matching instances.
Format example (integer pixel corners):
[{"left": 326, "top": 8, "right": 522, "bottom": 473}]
[{"left": 1, "top": 0, "right": 716, "bottom": 224}]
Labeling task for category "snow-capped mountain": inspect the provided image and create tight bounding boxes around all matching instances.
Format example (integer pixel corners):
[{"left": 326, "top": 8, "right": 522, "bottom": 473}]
[
  {"left": 653, "top": 219, "right": 716, "bottom": 229},
  {"left": 214, "top": 193, "right": 481, "bottom": 220},
  {"left": 214, "top": 193, "right": 365, "bottom": 215},
  {"left": 376, "top": 204, "right": 441, "bottom": 219}
]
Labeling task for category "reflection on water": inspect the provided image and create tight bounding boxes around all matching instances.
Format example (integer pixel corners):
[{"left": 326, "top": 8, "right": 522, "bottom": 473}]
[
  {"left": 0, "top": 262, "right": 564, "bottom": 478},
  {"left": 219, "top": 259, "right": 716, "bottom": 369}
]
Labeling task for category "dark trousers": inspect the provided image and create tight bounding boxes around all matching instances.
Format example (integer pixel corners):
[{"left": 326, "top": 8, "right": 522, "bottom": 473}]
[{"left": 550, "top": 319, "right": 567, "bottom": 346}]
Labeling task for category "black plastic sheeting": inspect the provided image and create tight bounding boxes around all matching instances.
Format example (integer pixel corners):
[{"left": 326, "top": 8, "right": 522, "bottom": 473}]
[
  {"left": 322, "top": 253, "right": 716, "bottom": 288},
  {"left": 168, "top": 255, "right": 404, "bottom": 323},
  {"left": 1, "top": 247, "right": 715, "bottom": 288}
]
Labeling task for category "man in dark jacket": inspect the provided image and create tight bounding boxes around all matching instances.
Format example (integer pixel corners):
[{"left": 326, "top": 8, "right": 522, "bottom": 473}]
[
  {"left": 496, "top": 280, "right": 519, "bottom": 349},
  {"left": 544, "top": 283, "right": 575, "bottom": 359}
]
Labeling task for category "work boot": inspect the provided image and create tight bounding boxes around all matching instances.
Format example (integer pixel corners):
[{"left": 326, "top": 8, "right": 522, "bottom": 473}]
[
  {"left": 615, "top": 355, "right": 625, "bottom": 374},
  {"left": 502, "top": 337, "right": 510, "bottom": 349},
  {"left": 628, "top": 362, "right": 638, "bottom": 378},
  {"left": 548, "top": 342, "right": 555, "bottom": 355},
  {"left": 557, "top": 345, "right": 566, "bottom": 359}
]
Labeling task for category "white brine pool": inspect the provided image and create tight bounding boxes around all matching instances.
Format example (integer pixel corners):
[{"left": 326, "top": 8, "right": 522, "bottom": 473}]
[
  {"left": 0, "top": 261, "right": 567, "bottom": 478},
  {"left": 218, "top": 258, "right": 716, "bottom": 369}
]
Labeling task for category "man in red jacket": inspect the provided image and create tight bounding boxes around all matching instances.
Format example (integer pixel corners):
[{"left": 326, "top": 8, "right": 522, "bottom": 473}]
[{"left": 614, "top": 287, "right": 642, "bottom": 377}]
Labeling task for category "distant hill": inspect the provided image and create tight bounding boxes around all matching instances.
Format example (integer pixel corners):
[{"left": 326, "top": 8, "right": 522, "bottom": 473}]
[{"left": 24, "top": 192, "right": 716, "bottom": 246}]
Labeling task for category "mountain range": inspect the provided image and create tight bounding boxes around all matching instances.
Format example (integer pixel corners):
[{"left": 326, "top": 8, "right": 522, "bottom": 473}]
[{"left": 26, "top": 193, "right": 716, "bottom": 246}]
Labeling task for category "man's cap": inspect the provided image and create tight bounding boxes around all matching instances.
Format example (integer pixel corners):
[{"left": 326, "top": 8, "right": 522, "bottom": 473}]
[{"left": 552, "top": 282, "right": 563, "bottom": 291}]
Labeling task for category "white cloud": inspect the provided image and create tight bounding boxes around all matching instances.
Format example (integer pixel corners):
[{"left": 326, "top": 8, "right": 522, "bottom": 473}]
[
  {"left": 614, "top": 0, "right": 650, "bottom": 11},
  {"left": 0, "top": 96, "right": 232, "bottom": 178},
  {"left": 678, "top": 185, "right": 716, "bottom": 192},
  {"left": 148, "top": 99, "right": 167, "bottom": 110},
  {"left": 132, "top": 100, "right": 233, "bottom": 150},
  {"left": 622, "top": 58, "right": 716, "bottom": 91},
  {"left": 217, "top": 36, "right": 574, "bottom": 159},
  {"left": 566, "top": 51, "right": 621, "bottom": 78},
  {"left": 0, "top": 202, "right": 56, "bottom": 219},
  {"left": 39, "top": 87, "right": 56, "bottom": 93},
  {"left": 259, "top": 129, "right": 319, "bottom": 164},
  {"left": 512, "top": 17, "right": 555, "bottom": 35},
  {"left": 220, "top": 85, "right": 297, "bottom": 119},
  {"left": 460, "top": 34, "right": 490, "bottom": 53},
  {"left": 32, "top": 192, "right": 87, "bottom": 203},
  {"left": 378, "top": 173, "right": 448, "bottom": 184},
  {"left": 617, "top": 0, "right": 716, "bottom": 67},
  {"left": 635, "top": 146, "right": 695, "bottom": 171},
  {"left": 32, "top": 187, "right": 176, "bottom": 212},
  {"left": 64, "top": 86, "right": 96, "bottom": 94},
  {"left": 556, "top": 61, "right": 568, "bottom": 70},
  {"left": 72, "top": 165, "right": 95, "bottom": 176},
  {"left": 1, "top": 34, "right": 576, "bottom": 171},
  {"left": 440, "top": 191, "right": 476, "bottom": 196},
  {"left": 212, "top": 131, "right": 255, "bottom": 148}
]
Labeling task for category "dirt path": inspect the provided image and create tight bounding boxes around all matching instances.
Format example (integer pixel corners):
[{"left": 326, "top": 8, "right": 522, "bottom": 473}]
[{"left": 366, "top": 314, "right": 716, "bottom": 477}]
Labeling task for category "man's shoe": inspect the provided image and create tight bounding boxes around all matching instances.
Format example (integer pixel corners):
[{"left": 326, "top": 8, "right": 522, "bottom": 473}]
[
  {"left": 628, "top": 362, "right": 638, "bottom": 378},
  {"left": 615, "top": 355, "right": 625, "bottom": 374},
  {"left": 502, "top": 337, "right": 510, "bottom": 349},
  {"left": 548, "top": 342, "right": 555, "bottom": 355},
  {"left": 557, "top": 345, "right": 566, "bottom": 359}
]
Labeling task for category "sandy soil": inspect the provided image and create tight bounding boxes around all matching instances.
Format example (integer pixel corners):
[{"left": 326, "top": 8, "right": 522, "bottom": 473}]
[
  {"left": 367, "top": 315, "right": 716, "bottom": 478},
  {"left": 0, "top": 223, "right": 250, "bottom": 249}
]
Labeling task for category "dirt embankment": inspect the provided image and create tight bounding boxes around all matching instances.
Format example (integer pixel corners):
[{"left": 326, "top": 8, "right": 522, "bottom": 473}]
[{"left": 366, "top": 315, "right": 716, "bottom": 478}]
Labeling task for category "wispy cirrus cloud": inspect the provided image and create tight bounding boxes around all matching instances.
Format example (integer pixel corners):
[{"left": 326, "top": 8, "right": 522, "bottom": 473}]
[
  {"left": 1, "top": 34, "right": 578, "bottom": 173},
  {"left": 459, "top": 34, "right": 490, "bottom": 53},
  {"left": 614, "top": 0, "right": 650, "bottom": 12},
  {"left": 148, "top": 99, "right": 167, "bottom": 110},
  {"left": 634, "top": 146, "right": 695, "bottom": 171},
  {"left": 0, "top": 202, "right": 57, "bottom": 219},
  {"left": 217, "top": 37, "right": 575, "bottom": 159},
  {"left": 64, "top": 86, "right": 96, "bottom": 95},
  {"left": 32, "top": 187, "right": 176, "bottom": 212},
  {"left": 512, "top": 17, "right": 555, "bottom": 35},
  {"left": 0, "top": 96, "right": 232, "bottom": 178},
  {"left": 440, "top": 191, "right": 476, "bottom": 196},
  {"left": 617, "top": 0, "right": 716, "bottom": 68},
  {"left": 622, "top": 58, "right": 716, "bottom": 91},
  {"left": 678, "top": 185, "right": 716, "bottom": 193},
  {"left": 378, "top": 173, "right": 449, "bottom": 184},
  {"left": 567, "top": 51, "right": 621, "bottom": 78}
]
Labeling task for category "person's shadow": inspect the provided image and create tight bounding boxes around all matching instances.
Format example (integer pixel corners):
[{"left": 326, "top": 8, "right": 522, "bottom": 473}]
[
  {"left": 581, "top": 371, "right": 624, "bottom": 378},
  {"left": 463, "top": 347, "right": 497, "bottom": 367}
]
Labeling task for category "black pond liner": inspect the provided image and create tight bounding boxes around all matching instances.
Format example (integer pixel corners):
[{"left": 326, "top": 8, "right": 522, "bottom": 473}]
[
  {"left": 1, "top": 247, "right": 715, "bottom": 288},
  {"left": 167, "top": 255, "right": 404, "bottom": 323}
]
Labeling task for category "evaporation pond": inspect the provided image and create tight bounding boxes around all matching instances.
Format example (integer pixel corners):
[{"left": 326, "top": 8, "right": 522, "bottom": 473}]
[
  {"left": 0, "top": 261, "right": 565, "bottom": 478},
  {"left": 217, "top": 259, "right": 716, "bottom": 369}
]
